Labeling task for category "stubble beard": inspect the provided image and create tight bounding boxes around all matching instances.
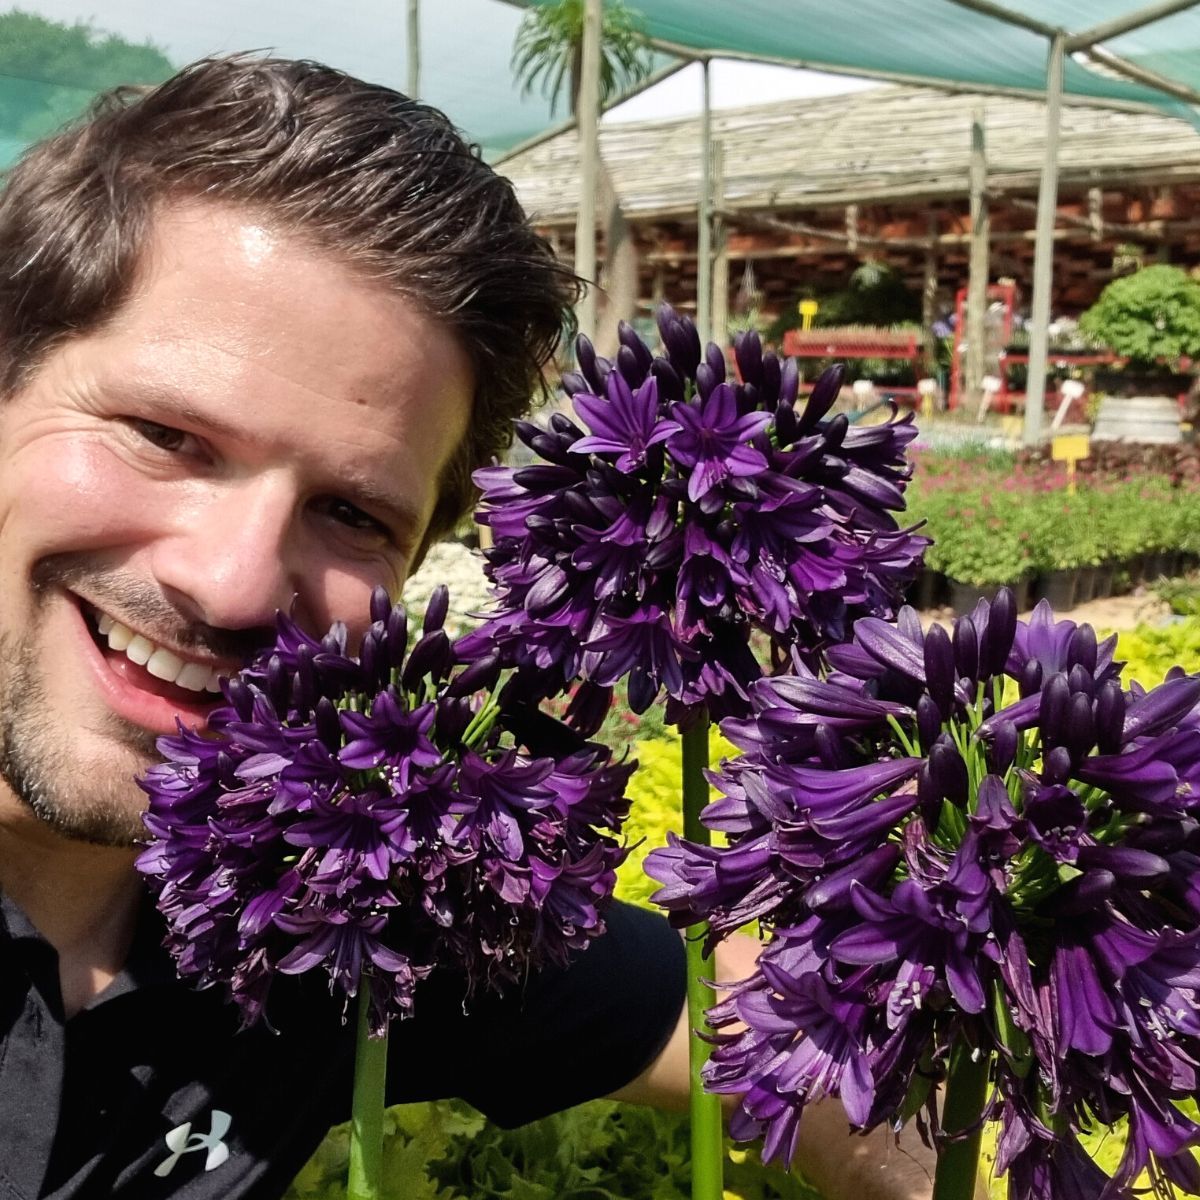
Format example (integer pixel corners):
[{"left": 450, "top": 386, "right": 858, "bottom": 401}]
[{"left": 0, "top": 628, "right": 158, "bottom": 850}]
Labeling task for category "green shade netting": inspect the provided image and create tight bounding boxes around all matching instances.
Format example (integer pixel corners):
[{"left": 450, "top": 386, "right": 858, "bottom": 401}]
[
  {"left": 0, "top": 0, "right": 1197, "bottom": 166},
  {"left": 510, "top": 0, "right": 1200, "bottom": 121}
]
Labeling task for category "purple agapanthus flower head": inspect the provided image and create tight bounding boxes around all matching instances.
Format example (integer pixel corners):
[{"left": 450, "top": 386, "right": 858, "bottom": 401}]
[
  {"left": 463, "top": 307, "right": 927, "bottom": 732},
  {"left": 136, "top": 586, "right": 633, "bottom": 1036},
  {"left": 645, "top": 590, "right": 1200, "bottom": 1198}
]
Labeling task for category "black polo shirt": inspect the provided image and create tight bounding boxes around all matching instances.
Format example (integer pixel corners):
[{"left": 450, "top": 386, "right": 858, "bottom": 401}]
[{"left": 0, "top": 894, "right": 685, "bottom": 1199}]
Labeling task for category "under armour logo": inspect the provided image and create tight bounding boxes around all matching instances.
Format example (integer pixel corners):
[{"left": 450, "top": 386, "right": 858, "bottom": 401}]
[{"left": 154, "top": 1110, "right": 232, "bottom": 1177}]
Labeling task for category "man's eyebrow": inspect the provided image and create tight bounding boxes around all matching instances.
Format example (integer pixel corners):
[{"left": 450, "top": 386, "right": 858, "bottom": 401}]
[{"left": 102, "top": 379, "right": 428, "bottom": 545}]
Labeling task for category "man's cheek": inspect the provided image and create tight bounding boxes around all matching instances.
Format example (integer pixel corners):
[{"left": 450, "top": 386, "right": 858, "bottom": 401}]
[{"left": 9, "top": 441, "right": 164, "bottom": 549}]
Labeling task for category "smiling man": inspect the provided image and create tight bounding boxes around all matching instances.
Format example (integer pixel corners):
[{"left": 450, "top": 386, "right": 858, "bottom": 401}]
[{"left": 0, "top": 56, "right": 941, "bottom": 1200}]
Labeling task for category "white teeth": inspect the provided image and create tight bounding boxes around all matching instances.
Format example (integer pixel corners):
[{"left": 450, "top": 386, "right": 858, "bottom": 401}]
[
  {"left": 92, "top": 608, "right": 223, "bottom": 697},
  {"left": 106, "top": 623, "right": 133, "bottom": 652},
  {"left": 125, "top": 635, "right": 154, "bottom": 666},
  {"left": 146, "top": 647, "right": 186, "bottom": 682},
  {"left": 175, "top": 662, "right": 212, "bottom": 693}
]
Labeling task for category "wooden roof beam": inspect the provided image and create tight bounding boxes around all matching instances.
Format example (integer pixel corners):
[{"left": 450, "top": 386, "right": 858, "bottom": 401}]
[
  {"left": 1066, "top": 0, "right": 1200, "bottom": 51},
  {"left": 1077, "top": 45, "right": 1200, "bottom": 105}
]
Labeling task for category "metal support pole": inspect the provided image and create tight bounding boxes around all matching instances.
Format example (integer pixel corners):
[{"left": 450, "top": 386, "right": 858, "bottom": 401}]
[
  {"left": 965, "top": 107, "right": 990, "bottom": 414},
  {"left": 574, "top": 0, "right": 603, "bottom": 343},
  {"left": 696, "top": 60, "right": 713, "bottom": 340},
  {"left": 1024, "top": 33, "right": 1065, "bottom": 446},
  {"left": 406, "top": 0, "right": 420, "bottom": 99},
  {"left": 922, "top": 214, "right": 939, "bottom": 376},
  {"left": 711, "top": 143, "right": 728, "bottom": 349}
]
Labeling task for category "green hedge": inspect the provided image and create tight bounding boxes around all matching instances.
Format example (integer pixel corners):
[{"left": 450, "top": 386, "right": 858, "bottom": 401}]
[{"left": 908, "top": 474, "right": 1200, "bottom": 586}]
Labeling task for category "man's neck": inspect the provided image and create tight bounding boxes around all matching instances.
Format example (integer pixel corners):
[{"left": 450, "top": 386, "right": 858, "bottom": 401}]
[{"left": 0, "top": 803, "right": 142, "bottom": 1016}]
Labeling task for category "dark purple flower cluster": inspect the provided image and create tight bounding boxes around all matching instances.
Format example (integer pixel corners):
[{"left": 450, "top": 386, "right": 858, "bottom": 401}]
[
  {"left": 136, "top": 586, "right": 633, "bottom": 1035},
  {"left": 464, "top": 307, "right": 926, "bottom": 732},
  {"left": 646, "top": 590, "right": 1200, "bottom": 1198}
]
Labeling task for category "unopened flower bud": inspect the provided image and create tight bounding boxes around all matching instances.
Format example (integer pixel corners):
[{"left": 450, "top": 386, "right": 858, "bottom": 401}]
[
  {"left": 797, "top": 364, "right": 843, "bottom": 432},
  {"left": 575, "top": 334, "right": 606, "bottom": 394},
  {"left": 1067, "top": 663, "right": 1094, "bottom": 699},
  {"left": 923, "top": 624, "right": 955, "bottom": 717},
  {"left": 266, "top": 654, "right": 290, "bottom": 714},
  {"left": 1053, "top": 869, "right": 1116, "bottom": 916},
  {"left": 823, "top": 413, "right": 849, "bottom": 450},
  {"left": 1067, "top": 624, "right": 1098, "bottom": 674},
  {"left": 369, "top": 586, "right": 392, "bottom": 626},
  {"left": 314, "top": 695, "right": 342, "bottom": 751},
  {"left": 988, "top": 720, "right": 1019, "bottom": 773},
  {"left": 225, "top": 677, "right": 254, "bottom": 720},
  {"left": 734, "top": 331, "right": 763, "bottom": 385},
  {"left": 559, "top": 371, "right": 589, "bottom": 397},
  {"left": 1041, "top": 745, "right": 1072, "bottom": 785},
  {"left": 1076, "top": 843, "right": 1170, "bottom": 880},
  {"left": 705, "top": 342, "right": 726, "bottom": 384},
  {"left": 916, "top": 693, "right": 943, "bottom": 752},
  {"left": 929, "top": 740, "right": 968, "bottom": 807},
  {"left": 695, "top": 362, "right": 718, "bottom": 401},
  {"left": 618, "top": 320, "right": 653, "bottom": 373},
  {"left": 616, "top": 344, "right": 645, "bottom": 388},
  {"left": 1039, "top": 672, "right": 1070, "bottom": 746},
  {"left": 435, "top": 695, "right": 473, "bottom": 745},
  {"left": 1064, "top": 691, "right": 1095, "bottom": 760},
  {"left": 650, "top": 358, "right": 684, "bottom": 405},
  {"left": 446, "top": 651, "right": 501, "bottom": 699},
  {"left": 981, "top": 588, "right": 1017, "bottom": 678},
  {"left": 774, "top": 401, "right": 798, "bottom": 446},
  {"left": 656, "top": 308, "right": 702, "bottom": 378},
  {"left": 422, "top": 585, "right": 450, "bottom": 634},
  {"left": 386, "top": 606, "right": 408, "bottom": 665},
  {"left": 953, "top": 616, "right": 978, "bottom": 683},
  {"left": 1018, "top": 658, "right": 1043, "bottom": 698},
  {"left": 402, "top": 630, "right": 452, "bottom": 692}
]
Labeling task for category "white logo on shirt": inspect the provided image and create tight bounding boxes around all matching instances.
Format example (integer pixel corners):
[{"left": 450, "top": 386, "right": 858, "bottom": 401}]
[{"left": 154, "top": 1110, "right": 232, "bottom": 1177}]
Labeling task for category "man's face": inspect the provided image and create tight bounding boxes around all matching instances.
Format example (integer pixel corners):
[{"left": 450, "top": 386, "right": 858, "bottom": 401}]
[{"left": 0, "top": 203, "right": 473, "bottom": 847}]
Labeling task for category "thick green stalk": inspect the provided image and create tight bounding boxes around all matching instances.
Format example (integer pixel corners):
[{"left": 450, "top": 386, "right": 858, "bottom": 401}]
[
  {"left": 347, "top": 989, "right": 389, "bottom": 1200},
  {"left": 931, "top": 1042, "right": 991, "bottom": 1200},
  {"left": 681, "top": 714, "right": 724, "bottom": 1200}
]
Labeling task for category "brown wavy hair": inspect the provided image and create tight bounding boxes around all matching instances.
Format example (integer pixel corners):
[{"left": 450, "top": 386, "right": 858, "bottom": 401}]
[{"left": 0, "top": 54, "right": 579, "bottom": 551}]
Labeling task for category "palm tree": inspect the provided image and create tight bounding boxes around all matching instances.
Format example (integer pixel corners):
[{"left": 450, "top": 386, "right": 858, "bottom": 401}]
[
  {"left": 512, "top": 0, "right": 653, "bottom": 351},
  {"left": 512, "top": 0, "right": 652, "bottom": 118}
]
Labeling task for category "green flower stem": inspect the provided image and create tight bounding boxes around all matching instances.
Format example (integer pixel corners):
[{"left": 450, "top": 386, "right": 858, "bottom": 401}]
[
  {"left": 681, "top": 714, "right": 724, "bottom": 1200},
  {"left": 347, "top": 988, "right": 388, "bottom": 1200},
  {"left": 931, "top": 1042, "right": 991, "bottom": 1200}
]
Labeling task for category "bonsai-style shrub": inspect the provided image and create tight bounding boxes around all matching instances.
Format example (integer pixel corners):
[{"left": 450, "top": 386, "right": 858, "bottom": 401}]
[{"left": 1079, "top": 264, "right": 1200, "bottom": 371}]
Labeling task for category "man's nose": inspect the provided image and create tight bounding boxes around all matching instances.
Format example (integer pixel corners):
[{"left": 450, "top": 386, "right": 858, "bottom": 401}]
[{"left": 150, "top": 475, "right": 302, "bottom": 633}]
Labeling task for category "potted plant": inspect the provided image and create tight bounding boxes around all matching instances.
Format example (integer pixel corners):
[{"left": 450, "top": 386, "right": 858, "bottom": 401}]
[{"left": 1079, "top": 264, "right": 1200, "bottom": 443}]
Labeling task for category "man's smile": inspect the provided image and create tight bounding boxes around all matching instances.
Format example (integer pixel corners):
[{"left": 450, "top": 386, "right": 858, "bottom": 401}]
[
  {"left": 71, "top": 596, "right": 237, "bottom": 733},
  {"left": 88, "top": 605, "right": 227, "bottom": 694}
]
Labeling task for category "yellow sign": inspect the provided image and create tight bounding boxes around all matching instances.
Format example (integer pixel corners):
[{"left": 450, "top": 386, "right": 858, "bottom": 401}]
[
  {"left": 798, "top": 299, "right": 819, "bottom": 331},
  {"left": 1051, "top": 434, "right": 1090, "bottom": 463},
  {"left": 1051, "top": 434, "right": 1089, "bottom": 495}
]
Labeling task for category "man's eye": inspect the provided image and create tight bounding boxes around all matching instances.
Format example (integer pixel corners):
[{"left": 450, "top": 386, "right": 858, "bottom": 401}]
[
  {"left": 128, "top": 419, "right": 192, "bottom": 453},
  {"left": 324, "top": 498, "right": 391, "bottom": 540}
]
